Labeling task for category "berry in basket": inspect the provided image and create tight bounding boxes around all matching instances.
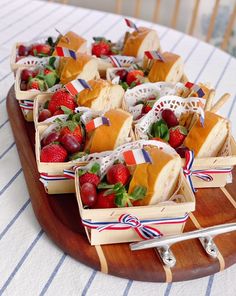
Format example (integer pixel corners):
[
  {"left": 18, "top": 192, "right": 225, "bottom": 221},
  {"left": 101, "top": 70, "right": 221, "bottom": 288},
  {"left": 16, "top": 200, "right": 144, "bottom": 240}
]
[
  {"left": 92, "top": 37, "right": 120, "bottom": 57},
  {"left": 114, "top": 68, "right": 148, "bottom": 91},
  {"left": 17, "top": 40, "right": 53, "bottom": 60},
  {"left": 78, "top": 145, "right": 181, "bottom": 209}
]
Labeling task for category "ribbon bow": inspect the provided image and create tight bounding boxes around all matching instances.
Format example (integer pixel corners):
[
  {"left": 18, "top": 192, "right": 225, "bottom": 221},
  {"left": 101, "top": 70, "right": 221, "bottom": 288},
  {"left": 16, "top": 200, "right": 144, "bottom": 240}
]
[{"left": 183, "top": 151, "right": 232, "bottom": 193}]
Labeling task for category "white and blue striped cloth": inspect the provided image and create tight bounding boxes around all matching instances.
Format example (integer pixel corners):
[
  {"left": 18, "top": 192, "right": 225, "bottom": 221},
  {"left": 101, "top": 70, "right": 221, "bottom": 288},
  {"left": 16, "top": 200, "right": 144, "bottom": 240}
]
[{"left": 0, "top": 0, "right": 236, "bottom": 295}]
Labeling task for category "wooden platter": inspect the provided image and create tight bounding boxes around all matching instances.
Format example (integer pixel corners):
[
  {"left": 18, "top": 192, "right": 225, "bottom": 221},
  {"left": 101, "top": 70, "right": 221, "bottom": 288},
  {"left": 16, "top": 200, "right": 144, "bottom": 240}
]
[{"left": 7, "top": 86, "right": 236, "bottom": 282}]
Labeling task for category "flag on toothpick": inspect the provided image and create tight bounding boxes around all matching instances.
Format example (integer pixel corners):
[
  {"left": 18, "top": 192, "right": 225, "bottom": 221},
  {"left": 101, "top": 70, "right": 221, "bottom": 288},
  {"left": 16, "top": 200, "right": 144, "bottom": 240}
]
[
  {"left": 124, "top": 18, "right": 138, "bottom": 31},
  {"left": 65, "top": 79, "right": 91, "bottom": 97},
  {"left": 86, "top": 117, "right": 110, "bottom": 132},
  {"left": 54, "top": 46, "right": 76, "bottom": 59},
  {"left": 144, "top": 51, "right": 165, "bottom": 62},
  {"left": 123, "top": 149, "right": 152, "bottom": 166},
  {"left": 185, "top": 82, "right": 205, "bottom": 98}
]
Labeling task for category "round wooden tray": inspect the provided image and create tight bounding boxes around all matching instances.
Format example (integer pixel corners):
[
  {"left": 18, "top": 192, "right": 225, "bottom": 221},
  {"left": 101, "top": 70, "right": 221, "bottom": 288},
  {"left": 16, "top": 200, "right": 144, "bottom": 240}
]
[{"left": 7, "top": 86, "right": 236, "bottom": 282}]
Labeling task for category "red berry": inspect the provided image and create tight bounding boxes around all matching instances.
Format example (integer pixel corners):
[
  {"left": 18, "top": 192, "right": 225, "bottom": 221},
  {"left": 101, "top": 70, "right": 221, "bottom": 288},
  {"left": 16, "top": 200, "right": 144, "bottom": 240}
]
[
  {"left": 94, "top": 191, "right": 116, "bottom": 208},
  {"left": 92, "top": 40, "right": 111, "bottom": 57},
  {"left": 161, "top": 109, "right": 179, "bottom": 128},
  {"left": 126, "top": 70, "right": 144, "bottom": 86},
  {"left": 53, "top": 109, "right": 64, "bottom": 116},
  {"left": 18, "top": 45, "right": 28, "bottom": 56},
  {"left": 115, "top": 69, "right": 128, "bottom": 81},
  {"left": 169, "top": 126, "right": 187, "bottom": 148},
  {"left": 40, "top": 144, "right": 68, "bottom": 162},
  {"left": 29, "top": 44, "right": 51, "bottom": 56},
  {"left": 60, "top": 125, "right": 83, "bottom": 144},
  {"left": 106, "top": 163, "right": 130, "bottom": 185},
  {"left": 79, "top": 172, "right": 100, "bottom": 186},
  {"left": 60, "top": 134, "right": 81, "bottom": 154},
  {"left": 48, "top": 89, "right": 76, "bottom": 114},
  {"left": 175, "top": 146, "right": 189, "bottom": 158},
  {"left": 21, "top": 69, "right": 33, "bottom": 82},
  {"left": 41, "top": 131, "right": 60, "bottom": 147},
  {"left": 38, "top": 109, "right": 52, "bottom": 122},
  {"left": 80, "top": 183, "right": 97, "bottom": 207},
  {"left": 142, "top": 104, "right": 152, "bottom": 114}
]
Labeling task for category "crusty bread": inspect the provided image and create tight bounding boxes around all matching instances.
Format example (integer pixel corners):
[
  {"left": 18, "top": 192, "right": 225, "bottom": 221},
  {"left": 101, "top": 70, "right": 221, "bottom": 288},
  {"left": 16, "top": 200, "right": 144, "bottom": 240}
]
[
  {"left": 123, "top": 27, "right": 160, "bottom": 59},
  {"left": 59, "top": 53, "right": 98, "bottom": 84},
  {"left": 53, "top": 31, "right": 87, "bottom": 54},
  {"left": 184, "top": 111, "right": 229, "bottom": 157},
  {"left": 128, "top": 147, "right": 181, "bottom": 205},
  {"left": 85, "top": 109, "right": 133, "bottom": 153},
  {"left": 77, "top": 79, "right": 124, "bottom": 111},
  {"left": 148, "top": 52, "right": 184, "bottom": 83}
]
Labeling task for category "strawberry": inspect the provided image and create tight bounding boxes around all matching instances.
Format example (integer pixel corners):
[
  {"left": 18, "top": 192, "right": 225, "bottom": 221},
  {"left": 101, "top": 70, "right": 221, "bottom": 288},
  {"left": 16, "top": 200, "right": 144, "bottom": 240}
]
[
  {"left": 40, "top": 143, "right": 68, "bottom": 162},
  {"left": 94, "top": 191, "right": 116, "bottom": 208},
  {"left": 142, "top": 104, "right": 152, "bottom": 114},
  {"left": 29, "top": 44, "right": 51, "bottom": 56},
  {"left": 106, "top": 163, "right": 130, "bottom": 186},
  {"left": 126, "top": 70, "right": 144, "bottom": 86},
  {"left": 80, "top": 173, "right": 100, "bottom": 186},
  {"left": 168, "top": 126, "right": 187, "bottom": 148},
  {"left": 48, "top": 89, "right": 76, "bottom": 114},
  {"left": 27, "top": 77, "right": 46, "bottom": 91},
  {"left": 60, "top": 125, "right": 83, "bottom": 144},
  {"left": 92, "top": 38, "right": 111, "bottom": 57}
]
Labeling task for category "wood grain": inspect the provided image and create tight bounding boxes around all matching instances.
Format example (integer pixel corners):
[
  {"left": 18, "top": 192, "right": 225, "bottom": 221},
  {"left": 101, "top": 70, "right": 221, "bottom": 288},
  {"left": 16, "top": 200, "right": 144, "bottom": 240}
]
[{"left": 7, "top": 86, "right": 236, "bottom": 282}]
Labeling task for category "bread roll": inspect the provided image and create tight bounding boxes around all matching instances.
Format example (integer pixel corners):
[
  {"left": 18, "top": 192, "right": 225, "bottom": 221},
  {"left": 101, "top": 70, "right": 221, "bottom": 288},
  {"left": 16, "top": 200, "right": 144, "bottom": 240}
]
[
  {"left": 128, "top": 147, "right": 181, "bottom": 205},
  {"left": 59, "top": 53, "right": 98, "bottom": 85},
  {"left": 148, "top": 52, "right": 184, "bottom": 83},
  {"left": 54, "top": 31, "right": 87, "bottom": 54},
  {"left": 184, "top": 111, "right": 229, "bottom": 157},
  {"left": 86, "top": 109, "right": 132, "bottom": 153},
  {"left": 123, "top": 27, "right": 160, "bottom": 59},
  {"left": 77, "top": 79, "right": 124, "bottom": 111}
]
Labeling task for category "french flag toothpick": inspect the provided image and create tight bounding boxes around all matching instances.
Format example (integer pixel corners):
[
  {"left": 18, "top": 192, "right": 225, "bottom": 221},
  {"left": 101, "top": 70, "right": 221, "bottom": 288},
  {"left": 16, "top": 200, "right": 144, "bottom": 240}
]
[
  {"left": 185, "top": 82, "right": 205, "bottom": 98},
  {"left": 124, "top": 18, "right": 138, "bottom": 31},
  {"left": 86, "top": 117, "right": 110, "bottom": 132},
  {"left": 65, "top": 79, "right": 91, "bottom": 97},
  {"left": 54, "top": 46, "right": 76, "bottom": 60},
  {"left": 145, "top": 51, "right": 165, "bottom": 62},
  {"left": 123, "top": 149, "right": 152, "bottom": 166}
]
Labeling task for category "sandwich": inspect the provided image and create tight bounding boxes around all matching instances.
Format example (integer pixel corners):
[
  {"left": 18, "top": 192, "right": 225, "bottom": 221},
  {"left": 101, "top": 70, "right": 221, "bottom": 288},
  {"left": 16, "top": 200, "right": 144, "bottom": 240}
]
[
  {"left": 128, "top": 146, "right": 181, "bottom": 205},
  {"left": 184, "top": 111, "right": 229, "bottom": 157},
  {"left": 85, "top": 109, "right": 133, "bottom": 153},
  {"left": 59, "top": 53, "right": 98, "bottom": 85},
  {"left": 77, "top": 79, "right": 124, "bottom": 111},
  {"left": 148, "top": 52, "right": 184, "bottom": 83}
]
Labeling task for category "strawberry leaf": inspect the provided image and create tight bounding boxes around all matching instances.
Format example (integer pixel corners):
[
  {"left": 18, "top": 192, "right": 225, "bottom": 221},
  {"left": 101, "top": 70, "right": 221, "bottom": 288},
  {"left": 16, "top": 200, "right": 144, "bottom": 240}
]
[
  {"left": 61, "top": 106, "right": 73, "bottom": 115},
  {"left": 89, "top": 163, "right": 100, "bottom": 174},
  {"left": 129, "top": 186, "right": 146, "bottom": 200},
  {"left": 49, "top": 56, "right": 56, "bottom": 68}
]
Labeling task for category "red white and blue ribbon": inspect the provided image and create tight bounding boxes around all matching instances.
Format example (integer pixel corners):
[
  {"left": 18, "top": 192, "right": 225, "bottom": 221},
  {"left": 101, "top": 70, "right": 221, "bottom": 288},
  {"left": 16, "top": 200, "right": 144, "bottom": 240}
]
[
  {"left": 185, "top": 82, "right": 205, "bottom": 98},
  {"left": 85, "top": 116, "right": 110, "bottom": 132},
  {"left": 183, "top": 150, "right": 232, "bottom": 193},
  {"left": 123, "top": 149, "right": 152, "bottom": 166},
  {"left": 63, "top": 169, "right": 76, "bottom": 179},
  {"left": 39, "top": 173, "right": 70, "bottom": 182},
  {"left": 65, "top": 79, "right": 91, "bottom": 97},
  {"left": 124, "top": 18, "right": 138, "bottom": 31},
  {"left": 82, "top": 213, "right": 189, "bottom": 240},
  {"left": 144, "top": 50, "right": 165, "bottom": 62},
  {"left": 109, "top": 55, "right": 136, "bottom": 67},
  {"left": 54, "top": 46, "right": 76, "bottom": 59},
  {"left": 19, "top": 100, "right": 34, "bottom": 110}
]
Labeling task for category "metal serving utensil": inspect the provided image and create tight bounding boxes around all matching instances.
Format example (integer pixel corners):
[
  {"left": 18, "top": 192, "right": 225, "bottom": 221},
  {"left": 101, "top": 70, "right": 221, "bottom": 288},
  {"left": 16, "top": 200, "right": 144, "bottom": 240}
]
[{"left": 130, "top": 223, "right": 236, "bottom": 268}]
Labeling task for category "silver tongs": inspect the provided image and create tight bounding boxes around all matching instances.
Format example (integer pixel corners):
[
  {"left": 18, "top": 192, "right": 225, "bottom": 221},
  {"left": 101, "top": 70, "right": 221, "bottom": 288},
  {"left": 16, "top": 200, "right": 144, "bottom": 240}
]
[{"left": 130, "top": 223, "right": 236, "bottom": 268}]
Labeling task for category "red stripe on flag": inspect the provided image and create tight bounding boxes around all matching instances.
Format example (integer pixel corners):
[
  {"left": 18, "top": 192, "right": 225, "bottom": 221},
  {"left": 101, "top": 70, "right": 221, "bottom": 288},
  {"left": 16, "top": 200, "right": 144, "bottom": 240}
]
[
  {"left": 55, "top": 47, "right": 64, "bottom": 56},
  {"left": 123, "top": 150, "right": 136, "bottom": 166},
  {"left": 86, "top": 121, "right": 96, "bottom": 132},
  {"left": 66, "top": 82, "right": 79, "bottom": 97}
]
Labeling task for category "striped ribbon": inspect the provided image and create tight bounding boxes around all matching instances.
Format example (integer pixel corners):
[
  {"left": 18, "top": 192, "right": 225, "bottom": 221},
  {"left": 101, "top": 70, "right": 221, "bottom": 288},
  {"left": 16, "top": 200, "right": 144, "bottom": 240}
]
[
  {"left": 183, "top": 151, "right": 232, "bottom": 193},
  {"left": 39, "top": 173, "right": 70, "bottom": 182},
  {"left": 82, "top": 213, "right": 189, "bottom": 240},
  {"left": 63, "top": 169, "right": 76, "bottom": 179},
  {"left": 19, "top": 100, "right": 34, "bottom": 110}
]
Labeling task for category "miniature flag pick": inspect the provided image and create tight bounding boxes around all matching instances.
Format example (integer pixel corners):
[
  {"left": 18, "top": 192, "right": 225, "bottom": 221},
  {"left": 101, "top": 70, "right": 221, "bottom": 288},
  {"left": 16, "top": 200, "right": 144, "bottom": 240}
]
[
  {"left": 65, "top": 79, "right": 91, "bottom": 97},
  {"left": 144, "top": 51, "right": 165, "bottom": 62},
  {"left": 86, "top": 117, "right": 111, "bottom": 132},
  {"left": 185, "top": 82, "right": 205, "bottom": 98},
  {"left": 54, "top": 46, "right": 76, "bottom": 60},
  {"left": 124, "top": 18, "right": 139, "bottom": 31},
  {"left": 123, "top": 149, "right": 152, "bottom": 166}
]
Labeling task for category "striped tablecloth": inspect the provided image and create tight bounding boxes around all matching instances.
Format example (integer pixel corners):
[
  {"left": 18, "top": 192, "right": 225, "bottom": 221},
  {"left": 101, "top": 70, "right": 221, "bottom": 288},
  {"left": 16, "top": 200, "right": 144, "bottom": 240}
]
[{"left": 0, "top": 0, "right": 236, "bottom": 295}]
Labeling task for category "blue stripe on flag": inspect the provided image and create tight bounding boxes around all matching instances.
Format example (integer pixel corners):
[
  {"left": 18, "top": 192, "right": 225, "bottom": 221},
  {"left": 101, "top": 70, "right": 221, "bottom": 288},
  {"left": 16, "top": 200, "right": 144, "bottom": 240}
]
[{"left": 142, "top": 149, "right": 152, "bottom": 163}]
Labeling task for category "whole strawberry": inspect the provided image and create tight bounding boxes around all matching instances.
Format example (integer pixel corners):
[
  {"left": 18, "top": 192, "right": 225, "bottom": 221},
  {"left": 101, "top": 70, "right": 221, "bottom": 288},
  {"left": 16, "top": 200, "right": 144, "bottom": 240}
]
[
  {"left": 40, "top": 143, "right": 68, "bottom": 162},
  {"left": 142, "top": 103, "right": 152, "bottom": 114},
  {"left": 169, "top": 126, "right": 187, "bottom": 148},
  {"left": 126, "top": 70, "right": 144, "bottom": 86},
  {"left": 79, "top": 163, "right": 100, "bottom": 186},
  {"left": 48, "top": 89, "right": 76, "bottom": 114},
  {"left": 94, "top": 191, "right": 116, "bottom": 208},
  {"left": 29, "top": 44, "right": 51, "bottom": 57},
  {"left": 106, "top": 163, "right": 130, "bottom": 186},
  {"left": 27, "top": 77, "right": 46, "bottom": 91},
  {"left": 92, "top": 38, "right": 111, "bottom": 57},
  {"left": 60, "top": 125, "right": 83, "bottom": 144}
]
